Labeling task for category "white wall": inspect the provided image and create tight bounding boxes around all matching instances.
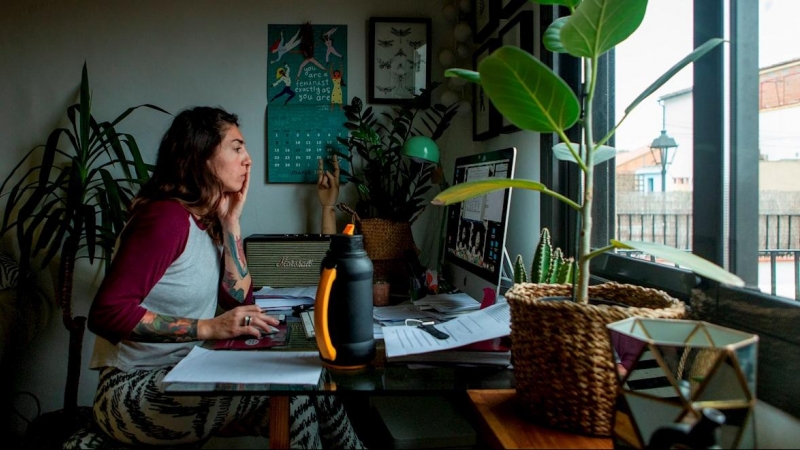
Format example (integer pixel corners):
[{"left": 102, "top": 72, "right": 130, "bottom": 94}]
[{"left": 0, "top": 0, "right": 541, "bottom": 432}]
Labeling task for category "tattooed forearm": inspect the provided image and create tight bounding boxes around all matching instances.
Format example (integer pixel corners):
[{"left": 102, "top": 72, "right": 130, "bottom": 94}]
[
  {"left": 129, "top": 311, "right": 198, "bottom": 343},
  {"left": 223, "top": 269, "right": 246, "bottom": 303},
  {"left": 226, "top": 232, "right": 249, "bottom": 278}
]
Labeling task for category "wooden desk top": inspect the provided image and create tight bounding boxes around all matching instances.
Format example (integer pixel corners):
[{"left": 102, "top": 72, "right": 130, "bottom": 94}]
[
  {"left": 467, "top": 389, "right": 614, "bottom": 449},
  {"left": 469, "top": 389, "right": 800, "bottom": 449}
]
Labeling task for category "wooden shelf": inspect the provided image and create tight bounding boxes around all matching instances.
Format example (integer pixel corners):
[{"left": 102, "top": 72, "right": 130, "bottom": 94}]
[{"left": 467, "top": 389, "right": 614, "bottom": 449}]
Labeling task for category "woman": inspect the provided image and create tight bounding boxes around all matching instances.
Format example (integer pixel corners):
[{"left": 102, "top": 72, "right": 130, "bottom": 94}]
[{"left": 84, "top": 106, "right": 363, "bottom": 448}]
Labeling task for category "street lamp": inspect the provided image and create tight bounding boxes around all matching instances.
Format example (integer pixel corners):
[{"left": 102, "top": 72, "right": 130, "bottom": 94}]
[{"left": 649, "top": 101, "right": 679, "bottom": 192}]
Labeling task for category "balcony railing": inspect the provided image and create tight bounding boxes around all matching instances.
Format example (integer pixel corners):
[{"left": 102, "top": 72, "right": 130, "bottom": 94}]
[{"left": 616, "top": 213, "right": 800, "bottom": 300}]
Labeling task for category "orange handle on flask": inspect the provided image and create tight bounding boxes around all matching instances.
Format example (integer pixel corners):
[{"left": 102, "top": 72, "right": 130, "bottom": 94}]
[{"left": 315, "top": 265, "right": 337, "bottom": 361}]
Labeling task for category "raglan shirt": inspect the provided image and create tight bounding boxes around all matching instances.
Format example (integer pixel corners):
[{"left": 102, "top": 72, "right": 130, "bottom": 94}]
[{"left": 88, "top": 199, "right": 253, "bottom": 372}]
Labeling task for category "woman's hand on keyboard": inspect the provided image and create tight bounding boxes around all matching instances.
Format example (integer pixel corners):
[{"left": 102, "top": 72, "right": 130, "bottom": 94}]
[{"left": 198, "top": 305, "right": 281, "bottom": 340}]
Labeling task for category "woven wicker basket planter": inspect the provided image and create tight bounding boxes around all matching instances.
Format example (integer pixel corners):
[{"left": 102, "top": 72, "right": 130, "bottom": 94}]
[
  {"left": 359, "top": 218, "right": 416, "bottom": 261},
  {"left": 358, "top": 218, "right": 418, "bottom": 292},
  {"left": 505, "top": 282, "right": 687, "bottom": 437}
]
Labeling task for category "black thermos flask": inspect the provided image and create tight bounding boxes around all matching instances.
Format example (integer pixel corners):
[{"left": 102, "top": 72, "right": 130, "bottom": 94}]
[{"left": 314, "top": 226, "right": 376, "bottom": 369}]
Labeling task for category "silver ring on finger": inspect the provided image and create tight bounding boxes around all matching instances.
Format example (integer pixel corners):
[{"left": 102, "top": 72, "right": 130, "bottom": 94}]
[{"left": 244, "top": 315, "right": 251, "bottom": 327}]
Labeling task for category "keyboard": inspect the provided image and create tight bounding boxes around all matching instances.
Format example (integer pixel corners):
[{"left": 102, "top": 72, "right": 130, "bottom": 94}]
[{"left": 300, "top": 310, "right": 315, "bottom": 339}]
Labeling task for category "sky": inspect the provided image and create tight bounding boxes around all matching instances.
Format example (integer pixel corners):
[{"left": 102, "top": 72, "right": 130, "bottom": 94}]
[{"left": 614, "top": 0, "right": 800, "bottom": 151}]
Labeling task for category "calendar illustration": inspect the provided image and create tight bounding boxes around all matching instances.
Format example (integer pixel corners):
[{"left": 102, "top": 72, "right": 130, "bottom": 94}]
[
  {"left": 266, "top": 104, "right": 349, "bottom": 183},
  {"left": 266, "top": 23, "right": 348, "bottom": 183}
]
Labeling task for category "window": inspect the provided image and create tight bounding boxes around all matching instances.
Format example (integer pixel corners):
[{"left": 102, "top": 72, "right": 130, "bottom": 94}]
[{"left": 541, "top": 0, "right": 800, "bottom": 418}]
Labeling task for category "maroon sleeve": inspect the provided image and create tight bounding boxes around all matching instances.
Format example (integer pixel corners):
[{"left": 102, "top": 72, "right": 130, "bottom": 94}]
[{"left": 88, "top": 200, "right": 190, "bottom": 344}]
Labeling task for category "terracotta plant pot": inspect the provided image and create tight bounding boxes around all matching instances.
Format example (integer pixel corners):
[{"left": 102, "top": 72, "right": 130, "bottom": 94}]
[
  {"left": 505, "top": 282, "right": 686, "bottom": 437},
  {"left": 372, "top": 281, "right": 391, "bottom": 307}
]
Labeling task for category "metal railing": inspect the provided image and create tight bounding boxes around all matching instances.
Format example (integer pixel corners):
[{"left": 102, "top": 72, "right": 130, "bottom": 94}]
[{"left": 615, "top": 213, "right": 800, "bottom": 300}]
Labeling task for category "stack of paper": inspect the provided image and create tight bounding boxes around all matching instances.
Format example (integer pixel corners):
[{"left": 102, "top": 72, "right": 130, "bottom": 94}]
[
  {"left": 255, "top": 286, "right": 315, "bottom": 310},
  {"left": 163, "top": 347, "right": 322, "bottom": 386},
  {"left": 382, "top": 302, "right": 511, "bottom": 366},
  {"left": 413, "top": 292, "right": 481, "bottom": 314}
]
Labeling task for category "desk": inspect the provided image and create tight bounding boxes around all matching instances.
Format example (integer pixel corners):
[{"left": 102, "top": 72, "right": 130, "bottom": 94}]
[
  {"left": 165, "top": 323, "right": 514, "bottom": 449},
  {"left": 469, "top": 389, "right": 800, "bottom": 450}
]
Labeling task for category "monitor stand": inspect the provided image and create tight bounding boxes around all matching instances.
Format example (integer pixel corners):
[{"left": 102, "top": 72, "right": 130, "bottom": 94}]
[{"left": 499, "top": 247, "right": 514, "bottom": 294}]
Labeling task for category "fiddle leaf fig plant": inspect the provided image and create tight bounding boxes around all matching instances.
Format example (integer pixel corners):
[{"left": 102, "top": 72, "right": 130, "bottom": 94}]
[{"left": 433, "top": 0, "right": 744, "bottom": 303}]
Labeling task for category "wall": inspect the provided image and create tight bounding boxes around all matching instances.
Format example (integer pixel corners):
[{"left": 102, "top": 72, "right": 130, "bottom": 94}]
[{"left": 0, "top": 0, "right": 541, "bottom": 436}]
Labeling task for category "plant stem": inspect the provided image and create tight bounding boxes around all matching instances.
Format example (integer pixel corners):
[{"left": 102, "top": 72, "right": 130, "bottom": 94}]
[{"left": 577, "top": 54, "right": 599, "bottom": 304}]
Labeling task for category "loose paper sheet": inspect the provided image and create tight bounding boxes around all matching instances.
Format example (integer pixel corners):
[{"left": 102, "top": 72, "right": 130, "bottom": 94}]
[
  {"left": 382, "top": 301, "right": 511, "bottom": 358},
  {"left": 163, "top": 347, "right": 322, "bottom": 385}
]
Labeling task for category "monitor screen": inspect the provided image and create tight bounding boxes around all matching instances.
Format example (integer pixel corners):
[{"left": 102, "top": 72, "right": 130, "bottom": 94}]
[{"left": 442, "top": 147, "right": 517, "bottom": 303}]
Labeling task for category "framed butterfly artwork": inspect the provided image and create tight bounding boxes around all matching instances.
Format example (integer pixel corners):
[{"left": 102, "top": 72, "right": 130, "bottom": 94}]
[{"left": 368, "top": 17, "right": 431, "bottom": 105}]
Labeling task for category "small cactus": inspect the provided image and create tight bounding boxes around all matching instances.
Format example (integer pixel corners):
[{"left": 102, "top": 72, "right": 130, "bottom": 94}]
[{"left": 513, "top": 228, "right": 577, "bottom": 285}]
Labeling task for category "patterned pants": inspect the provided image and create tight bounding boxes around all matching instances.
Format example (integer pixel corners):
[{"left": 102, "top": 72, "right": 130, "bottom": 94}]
[{"left": 84, "top": 366, "right": 365, "bottom": 449}]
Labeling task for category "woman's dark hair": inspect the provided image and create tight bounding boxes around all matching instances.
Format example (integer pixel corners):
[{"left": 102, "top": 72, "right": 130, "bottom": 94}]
[{"left": 131, "top": 106, "right": 239, "bottom": 243}]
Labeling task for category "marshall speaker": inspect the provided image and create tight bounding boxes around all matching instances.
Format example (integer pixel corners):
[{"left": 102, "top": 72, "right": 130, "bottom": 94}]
[{"left": 244, "top": 234, "right": 331, "bottom": 288}]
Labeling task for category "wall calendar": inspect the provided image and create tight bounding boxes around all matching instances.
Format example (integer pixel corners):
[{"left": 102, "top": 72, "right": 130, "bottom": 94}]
[{"left": 266, "top": 23, "right": 349, "bottom": 183}]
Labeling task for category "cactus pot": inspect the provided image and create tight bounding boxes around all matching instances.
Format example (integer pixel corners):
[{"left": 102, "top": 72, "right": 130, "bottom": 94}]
[{"left": 504, "top": 282, "right": 687, "bottom": 436}]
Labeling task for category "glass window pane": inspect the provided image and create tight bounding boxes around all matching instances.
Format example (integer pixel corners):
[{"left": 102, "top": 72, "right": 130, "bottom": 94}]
[
  {"left": 614, "top": 0, "right": 800, "bottom": 301},
  {"left": 757, "top": 0, "right": 800, "bottom": 300},
  {"left": 614, "top": 0, "right": 695, "bottom": 264}
]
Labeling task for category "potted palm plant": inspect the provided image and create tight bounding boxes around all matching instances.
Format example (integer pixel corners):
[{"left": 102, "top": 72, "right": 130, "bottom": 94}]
[
  {"left": 434, "top": 0, "right": 744, "bottom": 436},
  {"left": 0, "top": 62, "right": 167, "bottom": 443},
  {"left": 336, "top": 83, "right": 458, "bottom": 290}
]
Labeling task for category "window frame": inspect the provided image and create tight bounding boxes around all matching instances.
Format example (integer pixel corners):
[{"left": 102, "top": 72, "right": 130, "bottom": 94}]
[{"left": 540, "top": 0, "right": 800, "bottom": 419}]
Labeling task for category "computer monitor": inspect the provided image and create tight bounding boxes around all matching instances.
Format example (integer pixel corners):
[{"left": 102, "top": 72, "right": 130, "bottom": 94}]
[{"left": 442, "top": 147, "right": 517, "bottom": 303}]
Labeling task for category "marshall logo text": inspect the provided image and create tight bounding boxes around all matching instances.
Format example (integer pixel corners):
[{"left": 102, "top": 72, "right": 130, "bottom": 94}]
[{"left": 275, "top": 257, "right": 314, "bottom": 268}]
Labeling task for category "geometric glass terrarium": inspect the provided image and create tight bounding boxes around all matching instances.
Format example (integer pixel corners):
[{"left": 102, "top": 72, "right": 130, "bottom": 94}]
[{"left": 607, "top": 317, "right": 759, "bottom": 449}]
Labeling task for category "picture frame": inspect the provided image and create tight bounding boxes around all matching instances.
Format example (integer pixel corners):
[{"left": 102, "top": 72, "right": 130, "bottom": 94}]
[
  {"left": 473, "top": 38, "right": 500, "bottom": 141},
  {"left": 498, "top": 10, "right": 534, "bottom": 134},
  {"left": 368, "top": 17, "right": 431, "bottom": 105},
  {"left": 500, "top": 0, "right": 527, "bottom": 19},
  {"left": 472, "top": 0, "right": 500, "bottom": 43}
]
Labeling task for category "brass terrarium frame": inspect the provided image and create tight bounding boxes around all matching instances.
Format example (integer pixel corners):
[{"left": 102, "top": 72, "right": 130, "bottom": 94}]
[{"left": 607, "top": 317, "right": 759, "bottom": 449}]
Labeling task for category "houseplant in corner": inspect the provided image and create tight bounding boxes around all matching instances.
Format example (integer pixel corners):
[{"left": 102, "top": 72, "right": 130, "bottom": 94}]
[
  {"left": 336, "top": 83, "right": 458, "bottom": 291},
  {"left": 0, "top": 62, "right": 168, "bottom": 444},
  {"left": 434, "top": 0, "right": 744, "bottom": 436}
]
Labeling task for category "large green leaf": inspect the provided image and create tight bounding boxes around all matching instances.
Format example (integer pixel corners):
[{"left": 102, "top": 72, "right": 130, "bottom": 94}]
[
  {"left": 479, "top": 46, "right": 580, "bottom": 133},
  {"left": 431, "top": 178, "right": 581, "bottom": 211},
  {"left": 543, "top": 17, "right": 569, "bottom": 53},
  {"left": 612, "top": 240, "right": 745, "bottom": 287},
  {"left": 561, "top": 0, "right": 648, "bottom": 59},
  {"left": 552, "top": 142, "right": 617, "bottom": 165},
  {"left": 444, "top": 68, "right": 480, "bottom": 84},
  {"left": 624, "top": 38, "right": 725, "bottom": 115}
]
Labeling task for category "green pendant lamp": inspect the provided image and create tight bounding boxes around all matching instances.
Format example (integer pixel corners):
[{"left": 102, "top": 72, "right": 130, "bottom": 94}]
[{"left": 401, "top": 136, "right": 440, "bottom": 164}]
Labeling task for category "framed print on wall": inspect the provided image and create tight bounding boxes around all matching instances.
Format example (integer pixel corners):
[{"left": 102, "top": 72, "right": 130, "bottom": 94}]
[
  {"left": 473, "top": 38, "right": 500, "bottom": 141},
  {"left": 368, "top": 17, "right": 431, "bottom": 105},
  {"left": 498, "top": 10, "right": 534, "bottom": 134},
  {"left": 472, "top": 0, "right": 500, "bottom": 43}
]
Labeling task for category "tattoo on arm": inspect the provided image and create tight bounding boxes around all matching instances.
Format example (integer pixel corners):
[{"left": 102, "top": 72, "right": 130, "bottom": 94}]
[
  {"left": 129, "top": 311, "right": 198, "bottom": 343},
  {"left": 223, "top": 269, "right": 246, "bottom": 303},
  {"left": 227, "top": 232, "right": 249, "bottom": 278}
]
